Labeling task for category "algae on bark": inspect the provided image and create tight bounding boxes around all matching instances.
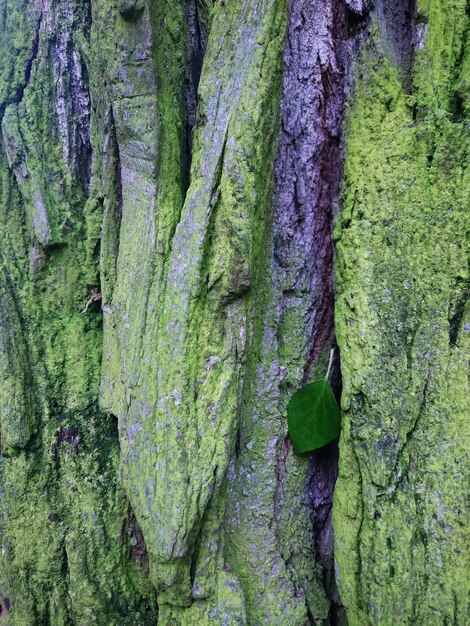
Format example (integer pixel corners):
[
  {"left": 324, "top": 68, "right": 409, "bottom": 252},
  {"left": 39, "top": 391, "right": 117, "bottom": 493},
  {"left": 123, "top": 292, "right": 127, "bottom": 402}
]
[
  {"left": 96, "top": 0, "right": 364, "bottom": 622},
  {"left": 0, "top": 0, "right": 467, "bottom": 625},
  {"left": 0, "top": 1, "right": 157, "bottom": 623},
  {"left": 334, "top": 2, "right": 470, "bottom": 623}
]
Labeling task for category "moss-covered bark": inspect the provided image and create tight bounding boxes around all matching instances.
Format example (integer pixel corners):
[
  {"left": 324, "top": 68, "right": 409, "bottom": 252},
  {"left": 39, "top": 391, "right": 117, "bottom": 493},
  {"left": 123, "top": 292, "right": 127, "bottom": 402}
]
[
  {"left": 334, "top": 1, "right": 470, "bottom": 623},
  {"left": 0, "top": 0, "right": 467, "bottom": 625},
  {"left": 0, "top": 1, "right": 157, "bottom": 623}
]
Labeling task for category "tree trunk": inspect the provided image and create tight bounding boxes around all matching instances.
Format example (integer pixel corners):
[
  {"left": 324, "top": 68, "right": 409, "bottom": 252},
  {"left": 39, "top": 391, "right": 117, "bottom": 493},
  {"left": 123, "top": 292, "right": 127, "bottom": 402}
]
[{"left": 0, "top": 0, "right": 467, "bottom": 624}]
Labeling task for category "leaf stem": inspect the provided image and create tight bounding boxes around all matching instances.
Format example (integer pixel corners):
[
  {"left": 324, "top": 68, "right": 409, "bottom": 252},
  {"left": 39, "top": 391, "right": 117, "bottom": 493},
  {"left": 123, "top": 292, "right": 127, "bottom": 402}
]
[{"left": 326, "top": 348, "right": 335, "bottom": 381}]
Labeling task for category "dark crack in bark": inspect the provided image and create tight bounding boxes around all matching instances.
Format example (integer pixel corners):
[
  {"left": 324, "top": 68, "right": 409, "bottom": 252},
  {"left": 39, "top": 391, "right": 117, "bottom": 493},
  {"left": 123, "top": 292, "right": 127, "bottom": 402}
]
[
  {"left": 183, "top": 0, "right": 207, "bottom": 195},
  {"left": 273, "top": 0, "right": 370, "bottom": 619},
  {"left": 0, "top": 12, "right": 42, "bottom": 122},
  {"left": 376, "top": 0, "right": 417, "bottom": 89},
  {"left": 448, "top": 275, "right": 470, "bottom": 346},
  {"left": 15, "top": 14, "right": 42, "bottom": 107}
]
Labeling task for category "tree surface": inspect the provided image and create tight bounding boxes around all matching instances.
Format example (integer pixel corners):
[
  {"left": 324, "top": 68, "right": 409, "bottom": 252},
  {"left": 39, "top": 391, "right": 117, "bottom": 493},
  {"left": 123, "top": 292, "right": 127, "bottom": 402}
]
[{"left": 0, "top": 0, "right": 467, "bottom": 624}]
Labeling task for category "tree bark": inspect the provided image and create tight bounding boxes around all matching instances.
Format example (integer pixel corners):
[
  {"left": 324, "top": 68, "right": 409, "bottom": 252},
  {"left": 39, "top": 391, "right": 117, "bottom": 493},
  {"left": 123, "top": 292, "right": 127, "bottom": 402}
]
[{"left": 0, "top": 0, "right": 467, "bottom": 624}]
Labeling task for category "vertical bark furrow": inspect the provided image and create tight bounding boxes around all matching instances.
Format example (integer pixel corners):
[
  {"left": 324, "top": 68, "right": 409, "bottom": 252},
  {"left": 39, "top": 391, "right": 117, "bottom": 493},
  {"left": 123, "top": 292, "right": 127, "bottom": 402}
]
[
  {"left": 376, "top": 0, "right": 417, "bottom": 84},
  {"left": 0, "top": 1, "right": 467, "bottom": 625},
  {"left": 183, "top": 0, "right": 207, "bottom": 193},
  {"left": 272, "top": 0, "right": 369, "bottom": 620},
  {"left": 14, "top": 13, "right": 41, "bottom": 108}
]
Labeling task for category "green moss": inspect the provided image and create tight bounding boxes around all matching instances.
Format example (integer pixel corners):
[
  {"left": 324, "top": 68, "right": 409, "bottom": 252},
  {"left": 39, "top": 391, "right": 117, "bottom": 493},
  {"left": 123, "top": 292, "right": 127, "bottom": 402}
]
[
  {"left": 0, "top": 0, "right": 38, "bottom": 112},
  {"left": 94, "top": 0, "right": 322, "bottom": 621},
  {"left": 3, "top": 0, "right": 466, "bottom": 623},
  {"left": 0, "top": 264, "right": 36, "bottom": 451},
  {"left": 0, "top": 1, "right": 158, "bottom": 623},
  {"left": 334, "top": 6, "right": 470, "bottom": 623}
]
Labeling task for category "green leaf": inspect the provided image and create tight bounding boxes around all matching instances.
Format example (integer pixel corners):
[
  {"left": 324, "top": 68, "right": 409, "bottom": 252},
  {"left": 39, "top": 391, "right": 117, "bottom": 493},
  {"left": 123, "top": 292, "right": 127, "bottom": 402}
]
[{"left": 287, "top": 379, "right": 341, "bottom": 454}]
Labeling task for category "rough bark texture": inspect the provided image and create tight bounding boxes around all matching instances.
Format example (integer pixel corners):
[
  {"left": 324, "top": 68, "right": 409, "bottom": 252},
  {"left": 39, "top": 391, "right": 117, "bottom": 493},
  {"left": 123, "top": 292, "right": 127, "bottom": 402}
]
[
  {"left": 0, "top": 1, "right": 157, "bottom": 624},
  {"left": 334, "top": 2, "right": 470, "bottom": 623},
  {"left": 0, "top": 0, "right": 467, "bottom": 625}
]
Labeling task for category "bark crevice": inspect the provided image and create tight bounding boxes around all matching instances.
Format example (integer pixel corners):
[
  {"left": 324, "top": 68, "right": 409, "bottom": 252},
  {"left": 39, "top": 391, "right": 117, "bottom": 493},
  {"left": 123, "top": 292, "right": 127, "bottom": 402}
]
[
  {"left": 273, "top": 0, "right": 369, "bottom": 618},
  {"left": 183, "top": 0, "right": 207, "bottom": 195},
  {"left": 376, "top": 0, "right": 417, "bottom": 88},
  {"left": 15, "top": 14, "right": 42, "bottom": 109}
]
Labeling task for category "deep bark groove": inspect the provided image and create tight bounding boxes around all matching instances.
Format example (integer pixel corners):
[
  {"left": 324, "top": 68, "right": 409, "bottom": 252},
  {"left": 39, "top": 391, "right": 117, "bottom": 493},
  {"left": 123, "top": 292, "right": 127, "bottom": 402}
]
[
  {"left": 0, "top": 0, "right": 467, "bottom": 623},
  {"left": 376, "top": 0, "right": 417, "bottom": 86},
  {"left": 273, "top": 0, "right": 369, "bottom": 617},
  {"left": 15, "top": 14, "right": 42, "bottom": 107},
  {"left": 183, "top": 0, "right": 207, "bottom": 194}
]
